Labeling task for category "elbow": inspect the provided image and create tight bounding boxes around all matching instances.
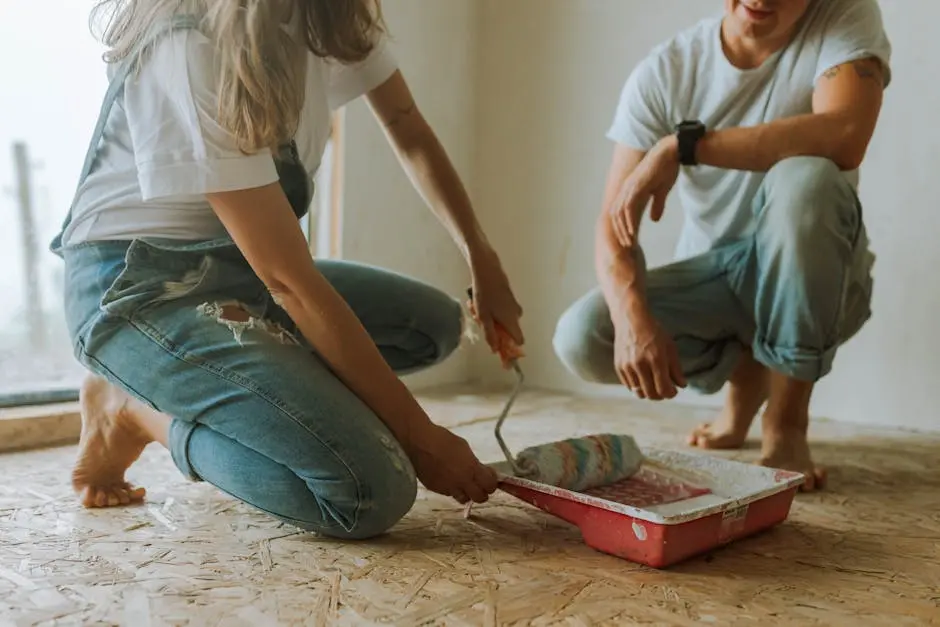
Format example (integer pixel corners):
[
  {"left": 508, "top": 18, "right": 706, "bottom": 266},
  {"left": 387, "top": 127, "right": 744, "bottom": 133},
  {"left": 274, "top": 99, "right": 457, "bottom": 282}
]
[
  {"left": 832, "top": 148, "right": 866, "bottom": 172},
  {"left": 254, "top": 266, "right": 309, "bottom": 312},
  {"left": 265, "top": 281, "right": 294, "bottom": 310},
  {"left": 832, "top": 122, "right": 874, "bottom": 171}
]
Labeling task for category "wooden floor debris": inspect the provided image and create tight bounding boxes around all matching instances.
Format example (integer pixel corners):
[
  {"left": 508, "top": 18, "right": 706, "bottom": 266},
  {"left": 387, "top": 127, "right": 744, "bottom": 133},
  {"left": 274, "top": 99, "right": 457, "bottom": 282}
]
[{"left": 1, "top": 387, "right": 938, "bottom": 625}]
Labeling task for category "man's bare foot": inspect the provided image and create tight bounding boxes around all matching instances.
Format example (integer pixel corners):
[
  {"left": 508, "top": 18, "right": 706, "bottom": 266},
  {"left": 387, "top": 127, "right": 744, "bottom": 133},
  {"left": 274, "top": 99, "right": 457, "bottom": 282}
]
[
  {"left": 687, "top": 407, "right": 754, "bottom": 449},
  {"left": 760, "top": 427, "right": 827, "bottom": 492},
  {"left": 72, "top": 375, "right": 153, "bottom": 508},
  {"left": 689, "top": 350, "right": 768, "bottom": 450}
]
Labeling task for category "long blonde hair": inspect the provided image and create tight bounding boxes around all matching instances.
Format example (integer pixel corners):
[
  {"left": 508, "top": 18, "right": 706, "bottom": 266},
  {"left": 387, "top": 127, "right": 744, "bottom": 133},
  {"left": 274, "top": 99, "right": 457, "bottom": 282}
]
[{"left": 92, "top": 0, "right": 385, "bottom": 153}]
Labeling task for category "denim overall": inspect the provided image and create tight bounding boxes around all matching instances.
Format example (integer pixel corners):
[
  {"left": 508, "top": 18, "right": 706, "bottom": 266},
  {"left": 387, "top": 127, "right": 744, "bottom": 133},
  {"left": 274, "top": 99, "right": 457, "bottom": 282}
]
[{"left": 52, "top": 16, "right": 463, "bottom": 539}]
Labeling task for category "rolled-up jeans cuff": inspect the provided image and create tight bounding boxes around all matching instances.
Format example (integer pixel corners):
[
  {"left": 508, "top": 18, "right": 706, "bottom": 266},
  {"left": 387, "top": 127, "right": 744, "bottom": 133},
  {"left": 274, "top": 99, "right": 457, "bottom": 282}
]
[
  {"left": 169, "top": 420, "right": 202, "bottom": 481},
  {"left": 753, "top": 338, "right": 837, "bottom": 382}
]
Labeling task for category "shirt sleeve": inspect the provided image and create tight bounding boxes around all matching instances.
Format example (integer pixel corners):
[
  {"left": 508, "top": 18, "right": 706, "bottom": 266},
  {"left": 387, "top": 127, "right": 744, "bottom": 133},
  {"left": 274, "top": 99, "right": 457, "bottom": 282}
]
[
  {"left": 815, "top": 0, "right": 893, "bottom": 88},
  {"left": 606, "top": 53, "right": 672, "bottom": 152},
  {"left": 326, "top": 33, "right": 399, "bottom": 110},
  {"left": 123, "top": 29, "right": 280, "bottom": 202}
]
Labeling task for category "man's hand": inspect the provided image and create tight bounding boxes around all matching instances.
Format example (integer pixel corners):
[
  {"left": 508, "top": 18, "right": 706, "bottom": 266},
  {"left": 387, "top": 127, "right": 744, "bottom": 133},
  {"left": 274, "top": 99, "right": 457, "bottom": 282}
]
[
  {"left": 607, "top": 136, "right": 680, "bottom": 246},
  {"left": 614, "top": 311, "right": 686, "bottom": 401}
]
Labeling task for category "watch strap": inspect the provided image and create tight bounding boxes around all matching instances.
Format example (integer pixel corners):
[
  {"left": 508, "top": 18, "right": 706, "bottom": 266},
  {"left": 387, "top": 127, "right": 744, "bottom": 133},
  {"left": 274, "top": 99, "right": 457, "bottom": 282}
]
[{"left": 676, "top": 121, "right": 706, "bottom": 166}]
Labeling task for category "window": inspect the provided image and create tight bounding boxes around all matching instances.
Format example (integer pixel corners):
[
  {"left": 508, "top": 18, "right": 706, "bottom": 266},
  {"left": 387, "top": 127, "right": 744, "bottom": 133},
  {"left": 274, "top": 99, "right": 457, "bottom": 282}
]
[
  {"left": 0, "top": 5, "right": 342, "bottom": 410},
  {"left": 0, "top": 2, "right": 105, "bottom": 408},
  {"left": 307, "top": 111, "right": 346, "bottom": 260}
]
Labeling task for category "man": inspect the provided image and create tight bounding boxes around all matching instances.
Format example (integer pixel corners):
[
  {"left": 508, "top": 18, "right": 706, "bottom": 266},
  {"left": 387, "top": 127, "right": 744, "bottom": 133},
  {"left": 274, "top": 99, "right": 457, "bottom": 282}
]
[{"left": 553, "top": 0, "right": 891, "bottom": 491}]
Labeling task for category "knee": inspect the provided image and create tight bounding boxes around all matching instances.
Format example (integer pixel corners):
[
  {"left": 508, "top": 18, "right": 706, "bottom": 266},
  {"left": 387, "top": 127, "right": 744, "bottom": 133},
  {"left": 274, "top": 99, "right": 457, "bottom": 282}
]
[
  {"left": 339, "top": 471, "right": 417, "bottom": 541},
  {"left": 308, "top": 448, "right": 418, "bottom": 541},
  {"left": 552, "top": 299, "right": 611, "bottom": 383},
  {"left": 432, "top": 294, "right": 464, "bottom": 363},
  {"left": 759, "top": 157, "right": 859, "bottom": 255}
]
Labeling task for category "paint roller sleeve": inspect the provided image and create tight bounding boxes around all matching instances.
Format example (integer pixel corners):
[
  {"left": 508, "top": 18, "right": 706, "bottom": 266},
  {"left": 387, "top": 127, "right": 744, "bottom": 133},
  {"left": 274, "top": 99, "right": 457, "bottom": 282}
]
[{"left": 514, "top": 434, "right": 645, "bottom": 492}]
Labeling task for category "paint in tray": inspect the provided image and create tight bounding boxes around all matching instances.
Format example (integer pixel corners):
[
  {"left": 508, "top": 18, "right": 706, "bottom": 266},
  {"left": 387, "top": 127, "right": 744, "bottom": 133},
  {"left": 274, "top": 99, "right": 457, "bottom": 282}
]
[{"left": 490, "top": 448, "right": 805, "bottom": 569}]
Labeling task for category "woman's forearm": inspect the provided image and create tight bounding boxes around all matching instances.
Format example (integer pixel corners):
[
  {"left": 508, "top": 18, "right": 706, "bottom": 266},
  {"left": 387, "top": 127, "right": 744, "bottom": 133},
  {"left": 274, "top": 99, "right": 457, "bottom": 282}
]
[
  {"left": 206, "top": 182, "right": 435, "bottom": 450},
  {"left": 388, "top": 119, "right": 486, "bottom": 261},
  {"left": 274, "top": 273, "right": 433, "bottom": 447}
]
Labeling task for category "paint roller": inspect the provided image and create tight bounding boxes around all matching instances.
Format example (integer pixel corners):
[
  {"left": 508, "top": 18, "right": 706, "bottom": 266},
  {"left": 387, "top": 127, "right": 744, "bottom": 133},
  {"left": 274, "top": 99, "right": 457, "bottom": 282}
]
[{"left": 466, "top": 289, "right": 645, "bottom": 492}]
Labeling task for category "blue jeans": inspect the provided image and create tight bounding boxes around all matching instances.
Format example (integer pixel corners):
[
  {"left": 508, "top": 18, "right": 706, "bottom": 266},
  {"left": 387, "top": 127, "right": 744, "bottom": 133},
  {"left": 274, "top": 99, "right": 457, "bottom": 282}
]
[
  {"left": 553, "top": 157, "right": 875, "bottom": 394},
  {"left": 63, "top": 237, "right": 463, "bottom": 539}
]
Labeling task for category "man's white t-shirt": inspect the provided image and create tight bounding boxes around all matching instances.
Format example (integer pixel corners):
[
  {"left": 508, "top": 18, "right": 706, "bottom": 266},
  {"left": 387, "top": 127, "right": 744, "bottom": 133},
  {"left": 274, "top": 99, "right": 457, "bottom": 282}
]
[
  {"left": 61, "top": 22, "right": 397, "bottom": 246},
  {"left": 607, "top": 0, "right": 892, "bottom": 261}
]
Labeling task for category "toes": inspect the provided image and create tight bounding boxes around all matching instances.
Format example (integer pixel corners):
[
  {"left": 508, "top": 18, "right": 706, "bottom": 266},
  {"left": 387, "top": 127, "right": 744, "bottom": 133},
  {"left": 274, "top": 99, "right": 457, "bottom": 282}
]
[
  {"left": 77, "top": 484, "right": 146, "bottom": 509},
  {"left": 116, "top": 488, "right": 131, "bottom": 505},
  {"left": 813, "top": 467, "right": 828, "bottom": 490},
  {"left": 79, "top": 487, "right": 96, "bottom": 508},
  {"left": 124, "top": 483, "right": 147, "bottom": 502},
  {"left": 800, "top": 473, "right": 815, "bottom": 492},
  {"left": 688, "top": 424, "right": 711, "bottom": 447},
  {"left": 798, "top": 467, "right": 827, "bottom": 492}
]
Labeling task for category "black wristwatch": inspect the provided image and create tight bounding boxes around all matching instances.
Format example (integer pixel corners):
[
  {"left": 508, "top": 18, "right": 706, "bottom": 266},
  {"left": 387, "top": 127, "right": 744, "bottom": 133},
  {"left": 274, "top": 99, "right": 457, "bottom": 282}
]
[{"left": 675, "top": 120, "right": 706, "bottom": 166}]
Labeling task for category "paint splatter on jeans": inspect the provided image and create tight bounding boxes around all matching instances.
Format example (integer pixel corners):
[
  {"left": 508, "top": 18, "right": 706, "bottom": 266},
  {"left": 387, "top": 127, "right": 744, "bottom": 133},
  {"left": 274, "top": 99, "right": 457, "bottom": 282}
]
[{"left": 62, "top": 237, "right": 462, "bottom": 539}]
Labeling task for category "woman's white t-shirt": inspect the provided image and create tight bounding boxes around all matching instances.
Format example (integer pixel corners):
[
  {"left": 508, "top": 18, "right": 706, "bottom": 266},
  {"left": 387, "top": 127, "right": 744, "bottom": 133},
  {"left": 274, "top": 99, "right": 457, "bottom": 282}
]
[{"left": 60, "top": 25, "right": 397, "bottom": 246}]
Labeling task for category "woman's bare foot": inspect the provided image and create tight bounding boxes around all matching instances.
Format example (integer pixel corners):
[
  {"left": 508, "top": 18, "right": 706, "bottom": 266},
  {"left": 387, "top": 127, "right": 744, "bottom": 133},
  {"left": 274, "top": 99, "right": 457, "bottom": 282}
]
[
  {"left": 689, "top": 350, "right": 768, "bottom": 449},
  {"left": 72, "top": 375, "right": 153, "bottom": 508},
  {"left": 760, "top": 427, "right": 827, "bottom": 492}
]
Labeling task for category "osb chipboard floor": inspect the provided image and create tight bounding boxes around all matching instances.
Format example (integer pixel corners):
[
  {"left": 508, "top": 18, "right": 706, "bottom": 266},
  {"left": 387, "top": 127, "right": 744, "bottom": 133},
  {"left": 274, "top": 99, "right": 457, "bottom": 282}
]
[{"left": 1, "top": 387, "right": 938, "bottom": 626}]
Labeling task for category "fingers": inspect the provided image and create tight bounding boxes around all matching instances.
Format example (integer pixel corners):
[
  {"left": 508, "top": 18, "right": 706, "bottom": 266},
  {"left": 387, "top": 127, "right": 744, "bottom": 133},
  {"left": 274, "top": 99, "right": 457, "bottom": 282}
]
[
  {"left": 501, "top": 316, "right": 525, "bottom": 347},
  {"left": 649, "top": 359, "right": 677, "bottom": 400},
  {"left": 650, "top": 190, "right": 667, "bottom": 223},
  {"left": 462, "top": 482, "right": 489, "bottom": 505},
  {"left": 617, "top": 363, "right": 645, "bottom": 399},
  {"left": 668, "top": 342, "right": 687, "bottom": 388},
  {"left": 633, "top": 361, "right": 656, "bottom": 400},
  {"left": 451, "top": 465, "right": 498, "bottom": 505},
  {"left": 610, "top": 206, "right": 630, "bottom": 248},
  {"left": 475, "top": 463, "right": 499, "bottom": 494},
  {"left": 479, "top": 315, "right": 499, "bottom": 352},
  {"left": 621, "top": 358, "right": 679, "bottom": 401}
]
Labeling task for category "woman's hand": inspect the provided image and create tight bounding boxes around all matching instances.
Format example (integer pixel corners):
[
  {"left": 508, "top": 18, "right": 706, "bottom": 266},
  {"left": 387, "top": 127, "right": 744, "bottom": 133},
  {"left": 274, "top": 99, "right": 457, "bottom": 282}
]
[
  {"left": 608, "top": 136, "right": 680, "bottom": 247},
  {"left": 468, "top": 240, "right": 524, "bottom": 356},
  {"left": 405, "top": 424, "right": 499, "bottom": 504}
]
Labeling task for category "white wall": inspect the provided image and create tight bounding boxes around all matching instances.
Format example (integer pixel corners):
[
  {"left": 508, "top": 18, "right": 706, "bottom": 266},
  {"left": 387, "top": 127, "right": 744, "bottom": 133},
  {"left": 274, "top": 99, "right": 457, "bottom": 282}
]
[
  {"left": 341, "top": 0, "right": 485, "bottom": 389},
  {"left": 472, "top": 0, "right": 940, "bottom": 432}
]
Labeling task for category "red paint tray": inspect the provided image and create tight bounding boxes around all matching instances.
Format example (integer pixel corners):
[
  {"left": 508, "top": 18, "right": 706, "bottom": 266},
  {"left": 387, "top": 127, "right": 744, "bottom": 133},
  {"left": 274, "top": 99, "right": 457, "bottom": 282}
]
[{"left": 492, "top": 449, "right": 804, "bottom": 569}]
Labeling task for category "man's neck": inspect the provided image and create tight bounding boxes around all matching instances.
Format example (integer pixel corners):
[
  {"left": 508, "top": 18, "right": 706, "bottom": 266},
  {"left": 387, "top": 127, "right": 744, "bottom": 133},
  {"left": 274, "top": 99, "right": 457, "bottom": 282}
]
[{"left": 720, "top": 19, "right": 796, "bottom": 69}]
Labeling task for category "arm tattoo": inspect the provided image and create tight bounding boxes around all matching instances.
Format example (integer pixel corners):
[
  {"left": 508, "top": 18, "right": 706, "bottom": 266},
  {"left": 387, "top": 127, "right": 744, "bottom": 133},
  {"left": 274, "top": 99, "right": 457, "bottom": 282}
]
[
  {"left": 385, "top": 101, "right": 417, "bottom": 128},
  {"left": 821, "top": 58, "right": 885, "bottom": 86},
  {"left": 851, "top": 58, "right": 884, "bottom": 85}
]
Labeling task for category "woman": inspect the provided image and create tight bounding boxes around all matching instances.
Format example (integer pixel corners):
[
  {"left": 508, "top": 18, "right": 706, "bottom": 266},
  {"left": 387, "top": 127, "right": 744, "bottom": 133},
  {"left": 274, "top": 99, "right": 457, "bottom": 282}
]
[{"left": 52, "top": 0, "right": 524, "bottom": 540}]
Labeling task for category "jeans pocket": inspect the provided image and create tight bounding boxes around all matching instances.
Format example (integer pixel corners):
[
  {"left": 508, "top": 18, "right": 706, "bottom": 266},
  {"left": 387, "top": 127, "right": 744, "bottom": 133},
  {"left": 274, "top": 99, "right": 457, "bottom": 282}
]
[{"left": 99, "top": 237, "right": 253, "bottom": 320}]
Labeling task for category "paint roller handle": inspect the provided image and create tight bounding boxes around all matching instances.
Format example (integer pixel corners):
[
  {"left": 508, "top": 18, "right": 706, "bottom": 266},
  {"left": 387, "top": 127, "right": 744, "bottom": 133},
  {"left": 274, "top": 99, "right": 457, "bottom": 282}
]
[{"left": 466, "top": 287, "right": 525, "bottom": 368}]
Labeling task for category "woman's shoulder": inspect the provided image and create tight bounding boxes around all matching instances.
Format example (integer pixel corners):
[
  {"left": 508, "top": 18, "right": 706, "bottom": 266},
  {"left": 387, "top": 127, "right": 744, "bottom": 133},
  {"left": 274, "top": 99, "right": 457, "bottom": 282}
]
[{"left": 133, "top": 23, "right": 220, "bottom": 94}]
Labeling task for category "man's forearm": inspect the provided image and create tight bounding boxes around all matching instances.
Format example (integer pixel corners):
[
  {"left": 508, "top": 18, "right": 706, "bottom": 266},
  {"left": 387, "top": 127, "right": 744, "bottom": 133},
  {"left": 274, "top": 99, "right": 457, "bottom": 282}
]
[
  {"left": 594, "top": 215, "right": 649, "bottom": 326},
  {"left": 695, "top": 110, "right": 866, "bottom": 172}
]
